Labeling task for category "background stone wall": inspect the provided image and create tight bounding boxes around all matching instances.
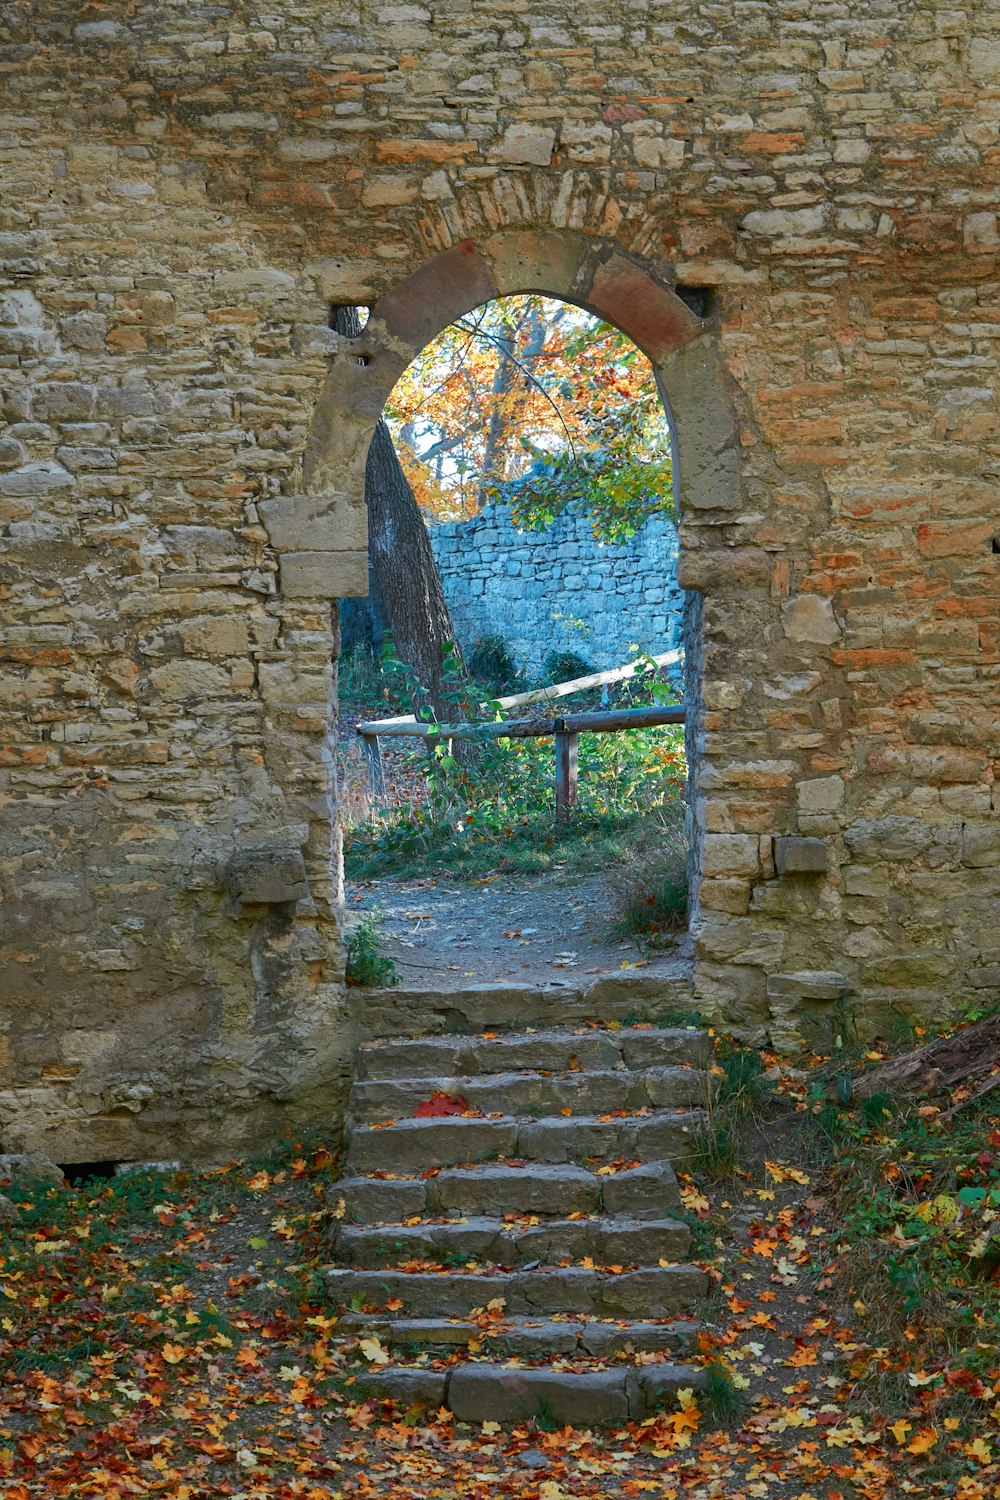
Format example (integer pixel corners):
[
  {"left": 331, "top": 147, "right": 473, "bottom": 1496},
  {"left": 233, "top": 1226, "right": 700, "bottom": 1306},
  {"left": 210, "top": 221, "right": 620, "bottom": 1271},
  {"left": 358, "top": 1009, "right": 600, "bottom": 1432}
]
[
  {"left": 0, "top": 0, "right": 998, "bottom": 1161},
  {"left": 427, "top": 503, "right": 683, "bottom": 675}
]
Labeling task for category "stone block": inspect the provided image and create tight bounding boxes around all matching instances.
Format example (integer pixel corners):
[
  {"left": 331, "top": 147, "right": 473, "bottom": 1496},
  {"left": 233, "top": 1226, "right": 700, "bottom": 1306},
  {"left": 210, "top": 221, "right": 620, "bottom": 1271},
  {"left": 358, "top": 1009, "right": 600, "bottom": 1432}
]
[
  {"left": 449, "top": 1364, "right": 629, "bottom": 1427},
  {"left": 0, "top": 1153, "right": 64, "bottom": 1186},
  {"left": 845, "top": 818, "right": 934, "bottom": 863},
  {"left": 962, "top": 823, "right": 1000, "bottom": 868},
  {"left": 797, "top": 776, "right": 844, "bottom": 814},
  {"left": 587, "top": 253, "right": 701, "bottom": 362},
  {"left": 699, "top": 877, "right": 751, "bottom": 914},
  {"left": 0, "top": 461, "right": 74, "bottom": 496},
  {"left": 279, "top": 550, "right": 368, "bottom": 598},
  {"left": 355, "top": 1366, "right": 448, "bottom": 1408},
  {"left": 766, "top": 971, "right": 852, "bottom": 1004},
  {"left": 335, "top": 1175, "right": 427, "bottom": 1224},
  {"left": 491, "top": 122, "right": 557, "bottom": 166},
  {"left": 702, "top": 833, "right": 760, "bottom": 878},
  {"left": 224, "top": 846, "right": 309, "bottom": 906},
  {"left": 782, "top": 595, "right": 840, "bottom": 644},
  {"left": 259, "top": 495, "right": 366, "bottom": 553},
  {"left": 774, "top": 836, "right": 829, "bottom": 875},
  {"left": 601, "top": 1161, "right": 681, "bottom": 1218}
]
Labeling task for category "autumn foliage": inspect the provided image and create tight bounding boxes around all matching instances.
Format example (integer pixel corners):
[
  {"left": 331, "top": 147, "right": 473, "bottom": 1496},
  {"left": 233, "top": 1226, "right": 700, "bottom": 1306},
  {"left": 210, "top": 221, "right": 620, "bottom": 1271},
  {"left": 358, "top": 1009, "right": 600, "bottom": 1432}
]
[{"left": 385, "top": 295, "right": 673, "bottom": 540}]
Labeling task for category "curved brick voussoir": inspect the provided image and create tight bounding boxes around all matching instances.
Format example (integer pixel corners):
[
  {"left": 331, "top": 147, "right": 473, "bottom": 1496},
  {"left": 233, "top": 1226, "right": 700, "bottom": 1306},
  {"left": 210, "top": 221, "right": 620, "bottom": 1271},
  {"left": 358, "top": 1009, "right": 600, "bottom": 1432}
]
[
  {"left": 368, "top": 241, "right": 499, "bottom": 352},
  {"left": 584, "top": 250, "right": 704, "bottom": 362}
]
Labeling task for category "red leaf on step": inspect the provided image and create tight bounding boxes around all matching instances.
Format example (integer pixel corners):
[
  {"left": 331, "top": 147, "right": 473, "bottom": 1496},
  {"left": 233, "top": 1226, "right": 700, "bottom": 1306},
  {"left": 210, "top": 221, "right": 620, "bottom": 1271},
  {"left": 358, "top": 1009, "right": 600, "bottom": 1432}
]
[{"left": 413, "top": 1091, "right": 470, "bottom": 1118}]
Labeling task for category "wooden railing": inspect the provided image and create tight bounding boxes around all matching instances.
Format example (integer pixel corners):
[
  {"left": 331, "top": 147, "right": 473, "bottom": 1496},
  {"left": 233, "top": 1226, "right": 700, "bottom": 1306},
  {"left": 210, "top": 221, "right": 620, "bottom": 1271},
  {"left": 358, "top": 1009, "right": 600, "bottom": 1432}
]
[{"left": 355, "top": 649, "right": 685, "bottom": 824}]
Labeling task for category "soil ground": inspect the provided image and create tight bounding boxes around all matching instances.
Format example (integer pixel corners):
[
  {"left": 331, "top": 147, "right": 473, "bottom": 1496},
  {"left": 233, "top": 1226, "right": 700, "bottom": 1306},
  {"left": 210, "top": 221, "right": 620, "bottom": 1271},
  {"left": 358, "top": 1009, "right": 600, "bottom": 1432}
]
[{"left": 344, "top": 869, "right": 682, "bottom": 989}]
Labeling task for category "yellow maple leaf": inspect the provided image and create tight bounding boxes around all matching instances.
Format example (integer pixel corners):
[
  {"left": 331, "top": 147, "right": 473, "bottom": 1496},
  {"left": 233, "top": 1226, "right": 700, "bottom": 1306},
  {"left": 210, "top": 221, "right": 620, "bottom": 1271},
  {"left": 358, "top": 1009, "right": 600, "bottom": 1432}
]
[
  {"left": 247, "top": 1170, "right": 271, "bottom": 1192},
  {"left": 751, "top": 1237, "right": 777, "bottom": 1258},
  {"left": 667, "top": 1402, "right": 700, "bottom": 1434},
  {"left": 888, "top": 1419, "right": 912, "bottom": 1444},
  {"left": 680, "top": 1184, "right": 710, "bottom": 1213},
  {"left": 161, "top": 1343, "right": 186, "bottom": 1364},
  {"left": 966, "top": 1438, "right": 992, "bottom": 1464},
  {"left": 907, "top": 1427, "right": 938, "bottom": 1455},
  {"left": 358, "top": 1337, "right": 390, "bottom": 1365}
]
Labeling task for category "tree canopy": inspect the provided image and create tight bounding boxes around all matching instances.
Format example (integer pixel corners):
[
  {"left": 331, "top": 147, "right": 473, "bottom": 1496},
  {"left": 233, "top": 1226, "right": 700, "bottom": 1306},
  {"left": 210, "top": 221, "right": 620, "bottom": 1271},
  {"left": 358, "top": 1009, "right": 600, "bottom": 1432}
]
[{"left": 384, "top": 295, "right": 674, "bottom": 542}]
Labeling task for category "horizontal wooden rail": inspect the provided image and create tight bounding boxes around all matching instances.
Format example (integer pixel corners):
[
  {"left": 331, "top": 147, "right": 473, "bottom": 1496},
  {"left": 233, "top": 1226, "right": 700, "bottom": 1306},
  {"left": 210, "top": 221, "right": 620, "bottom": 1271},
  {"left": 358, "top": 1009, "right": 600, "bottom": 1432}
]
[
  {"left": 366, "top": 647, "right": 683, "bottom": 730},
  {"left": 356, "top": 706, "right": 685, "bottom": 824},
  {"left": 356, "top": 706, "right": 684, "bottom": 741}
]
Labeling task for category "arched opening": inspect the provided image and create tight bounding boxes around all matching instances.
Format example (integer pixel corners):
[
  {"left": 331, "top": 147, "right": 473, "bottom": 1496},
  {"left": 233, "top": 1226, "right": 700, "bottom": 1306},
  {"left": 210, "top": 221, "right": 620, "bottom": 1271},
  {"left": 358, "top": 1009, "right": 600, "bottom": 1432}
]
[
  {"left": 285, "top": 232, "right": 743, "bottom": 989},
  {"left": 337, "top": 291, "right": 689, "bottom": 982}
]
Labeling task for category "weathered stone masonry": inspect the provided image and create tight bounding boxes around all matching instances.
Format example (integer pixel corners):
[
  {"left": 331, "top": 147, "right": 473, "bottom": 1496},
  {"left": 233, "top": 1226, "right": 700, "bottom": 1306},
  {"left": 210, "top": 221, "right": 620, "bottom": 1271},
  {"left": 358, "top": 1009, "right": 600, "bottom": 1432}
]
[
  {"left": 0, "top": 1, "right": 998, "bottom": 1162},
  {"left": 427, "top": 502, "right": 684, "bottom": 675}
]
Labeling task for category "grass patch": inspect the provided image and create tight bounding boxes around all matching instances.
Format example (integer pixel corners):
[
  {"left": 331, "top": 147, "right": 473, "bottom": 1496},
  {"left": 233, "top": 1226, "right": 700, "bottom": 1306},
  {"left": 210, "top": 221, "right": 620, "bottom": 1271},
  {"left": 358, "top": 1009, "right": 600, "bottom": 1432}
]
[
  {"left": 692, "top": 1044, "right": 774, "bottom": 1180},
  {"left": 814, "top": 1091, "right": 1000, "bottom": 1369},
  {"left": 700, "top": 1360, "right": 747, "bottom": 1429}
]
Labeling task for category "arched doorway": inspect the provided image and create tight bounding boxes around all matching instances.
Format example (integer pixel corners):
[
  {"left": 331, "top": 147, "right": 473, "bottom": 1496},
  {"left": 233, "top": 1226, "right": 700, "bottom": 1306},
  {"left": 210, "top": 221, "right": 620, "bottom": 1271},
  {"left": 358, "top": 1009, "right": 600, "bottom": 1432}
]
[{"left": 269, "top": 231, "right": 744, "bottom": 967}]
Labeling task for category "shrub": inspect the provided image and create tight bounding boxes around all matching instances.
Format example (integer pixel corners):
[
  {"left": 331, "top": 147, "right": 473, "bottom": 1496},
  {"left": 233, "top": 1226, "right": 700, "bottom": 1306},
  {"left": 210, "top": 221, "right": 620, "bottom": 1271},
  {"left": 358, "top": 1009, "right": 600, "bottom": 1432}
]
[
  {"left": 542, "top": 648, "right": 595, "bottom": 686},
  {"left": 345, "top": 916, "right": 398, "bottom": 988},
  {"left": 466, "top": 634, "right": 521, "bottom": 693}
]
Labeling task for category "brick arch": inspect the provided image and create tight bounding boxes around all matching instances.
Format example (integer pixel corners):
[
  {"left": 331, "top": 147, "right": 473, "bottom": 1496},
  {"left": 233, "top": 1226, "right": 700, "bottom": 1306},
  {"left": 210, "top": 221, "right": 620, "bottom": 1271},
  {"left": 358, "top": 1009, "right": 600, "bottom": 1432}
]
[{"left": 296, "top": 231, "right": 743, "bottom": 571}]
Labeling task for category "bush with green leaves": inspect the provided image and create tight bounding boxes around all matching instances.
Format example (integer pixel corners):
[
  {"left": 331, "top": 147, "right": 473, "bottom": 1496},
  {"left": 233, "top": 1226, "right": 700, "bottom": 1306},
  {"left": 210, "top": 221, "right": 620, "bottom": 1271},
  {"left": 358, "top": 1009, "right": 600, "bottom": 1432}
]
[
  {"left": 345, "top": 916, "right": 398, "bottom": 989},
  {"left": 342, "top": 636, "right": 688, "bottom": 886}
]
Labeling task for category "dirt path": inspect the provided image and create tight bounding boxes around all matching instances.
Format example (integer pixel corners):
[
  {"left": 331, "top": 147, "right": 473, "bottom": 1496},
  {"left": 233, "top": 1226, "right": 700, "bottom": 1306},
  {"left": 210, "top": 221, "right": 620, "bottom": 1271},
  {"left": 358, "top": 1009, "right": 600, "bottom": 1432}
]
[{"left": 345, "top": 869, "right": 684, "bottom": 988}]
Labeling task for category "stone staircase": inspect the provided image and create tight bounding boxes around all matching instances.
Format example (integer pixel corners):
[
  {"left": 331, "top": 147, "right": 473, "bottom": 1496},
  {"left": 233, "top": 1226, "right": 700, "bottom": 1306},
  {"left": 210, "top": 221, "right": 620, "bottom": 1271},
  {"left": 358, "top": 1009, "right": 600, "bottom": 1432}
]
[{"left": 326, "top": 964, "right": 715, "bottom": 1426}]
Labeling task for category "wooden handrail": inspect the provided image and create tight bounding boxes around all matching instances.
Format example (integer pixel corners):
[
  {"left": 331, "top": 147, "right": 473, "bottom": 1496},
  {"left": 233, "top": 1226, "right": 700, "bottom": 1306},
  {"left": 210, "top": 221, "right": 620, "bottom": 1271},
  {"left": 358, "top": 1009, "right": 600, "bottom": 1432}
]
[
  {"left": 363, "top": 647, "right": 683, "bottom": 730},
  {"left": 357, "top": 705, "right": 684, "bottom": 741},
  {"left": 356, "top": 705, "right": 685, "bottom": 824}
]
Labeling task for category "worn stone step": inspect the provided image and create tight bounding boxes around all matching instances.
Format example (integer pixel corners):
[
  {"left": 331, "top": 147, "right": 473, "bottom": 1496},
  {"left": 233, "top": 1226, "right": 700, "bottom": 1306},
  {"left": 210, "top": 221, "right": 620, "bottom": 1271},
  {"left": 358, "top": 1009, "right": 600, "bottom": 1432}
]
[
  {"left": 331, "top": 1214, "right": 691, "bottom": 1269},
  {"left": 334, "top": 1159, "right": 682, "bottom": 1224},
  {"left": 353, "top": 1360, "right": 707, "bottom": 1425},
  {"left": 349, "top": 966, "right": 697, "bottom": 1040},
  {"left": 345, "top": 1109, "right": 706, "bottom": 1174},
  {"left": 349, "top": 1065, "right": 712, "bottom": 1123},
  {"left": 335, "top": 1312, "right": 701, "bottom": 1358},
  {"left": 326, "top": 1263, "right": 708, "bottom": 1319},
  {"left": 356, "top": 1023, "right": 710, "bottom": 1082}
]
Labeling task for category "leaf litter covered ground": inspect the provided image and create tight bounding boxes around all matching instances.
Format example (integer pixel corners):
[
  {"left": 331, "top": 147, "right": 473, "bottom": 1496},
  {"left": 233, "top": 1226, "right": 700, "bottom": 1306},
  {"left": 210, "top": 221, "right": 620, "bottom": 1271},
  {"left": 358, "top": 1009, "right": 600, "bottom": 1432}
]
[{"left": 2, "top": 1024, "right": 999, "bottom": 1500}]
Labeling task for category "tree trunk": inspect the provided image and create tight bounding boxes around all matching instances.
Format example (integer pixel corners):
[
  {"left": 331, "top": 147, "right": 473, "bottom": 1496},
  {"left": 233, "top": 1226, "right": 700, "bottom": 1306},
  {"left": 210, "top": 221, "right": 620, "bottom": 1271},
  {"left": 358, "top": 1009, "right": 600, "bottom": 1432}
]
[{"left": 332, "top": 306, "right": 467, "bottom": 719}]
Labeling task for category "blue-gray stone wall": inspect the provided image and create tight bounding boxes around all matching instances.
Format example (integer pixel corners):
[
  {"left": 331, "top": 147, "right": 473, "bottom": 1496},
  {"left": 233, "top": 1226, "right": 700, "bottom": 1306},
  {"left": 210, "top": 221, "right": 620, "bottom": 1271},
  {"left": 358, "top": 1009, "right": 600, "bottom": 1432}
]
[{"left": 428, "top": 502, "right": 684, "bottom": 673}]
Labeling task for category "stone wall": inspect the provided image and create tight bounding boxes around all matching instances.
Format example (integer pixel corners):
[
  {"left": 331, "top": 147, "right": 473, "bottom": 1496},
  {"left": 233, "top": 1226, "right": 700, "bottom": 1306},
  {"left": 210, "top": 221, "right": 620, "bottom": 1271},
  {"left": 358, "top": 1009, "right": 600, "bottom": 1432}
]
[
  {"left": 428, "top": 503, "right": 683, "bottom": 674},
  {"left": 0, "top": 1, "right": 998, "bottom": 1162}
]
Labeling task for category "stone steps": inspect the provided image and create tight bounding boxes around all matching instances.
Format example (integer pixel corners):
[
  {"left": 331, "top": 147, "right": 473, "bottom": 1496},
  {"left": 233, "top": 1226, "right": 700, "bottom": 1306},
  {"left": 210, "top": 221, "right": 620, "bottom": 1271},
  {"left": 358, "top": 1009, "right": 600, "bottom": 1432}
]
[
  {"left": 327, "top": 996, "right": 713, "bottom": 1425},
  {"left": 356, "top": 1360, "right": 708, "bottom": 1426},
  {"left": 349, "top": 1064, "right": 711, "bottom": 1122},
  {"left": 327, "top": 1264, "right": 708, "bottom": 1318},
  {"left": 344, "top": 1108, "right": 707, "bottom": 1173},
  {"left": 333, "top": 1312, "right": 701, "bottom": 1358},
  {"left": 334, "top": 1158, "right": 682, "bottom": 1223},
  {"left": 331, "top": 1213, "right": 691, "bottom": 1268},
  {"left": 348, "top": 965, "right": 699, "bottom": 1040},
  {"left": 356, "top": 1023, "right": 710, "bottom": 1080}
]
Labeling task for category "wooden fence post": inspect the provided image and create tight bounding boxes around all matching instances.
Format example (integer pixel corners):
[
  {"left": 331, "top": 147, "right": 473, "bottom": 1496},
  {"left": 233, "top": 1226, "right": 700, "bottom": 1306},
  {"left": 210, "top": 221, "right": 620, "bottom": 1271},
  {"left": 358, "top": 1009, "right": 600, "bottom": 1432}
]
[
  {"left": 360, "top": 732, "right": 387, "bottom": 806},
  {"left": 554, "top": 725, "right": 578, "bottom": 825}
]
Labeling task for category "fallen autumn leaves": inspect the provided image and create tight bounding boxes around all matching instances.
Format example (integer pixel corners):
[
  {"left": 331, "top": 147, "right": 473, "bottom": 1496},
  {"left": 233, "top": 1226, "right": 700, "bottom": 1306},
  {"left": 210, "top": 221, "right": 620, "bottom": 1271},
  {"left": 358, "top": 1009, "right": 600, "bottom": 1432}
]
[{"left": 1, "top": 1019, "right": 998, "bottom": 1499}]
